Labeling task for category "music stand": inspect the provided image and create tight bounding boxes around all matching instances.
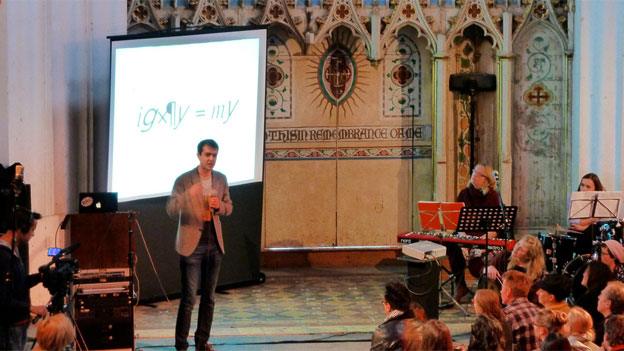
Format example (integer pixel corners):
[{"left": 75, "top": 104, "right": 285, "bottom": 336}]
[
  {"left": 417, "top": 201, "right": 465, "bottom": 232},
  {"left": 417, "top": 202, "right": 466, "bottom": 314},
  {"left": 569, "top": 191, "right": 624, "bottom": 257},
  {"left": 456, "top": 206, "right": 518, "bottom": 287}
]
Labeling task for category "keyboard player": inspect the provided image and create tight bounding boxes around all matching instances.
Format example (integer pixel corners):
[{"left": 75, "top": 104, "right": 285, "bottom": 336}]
[{"left": 448, "top": 164, "right": 500, "bottom": 303}]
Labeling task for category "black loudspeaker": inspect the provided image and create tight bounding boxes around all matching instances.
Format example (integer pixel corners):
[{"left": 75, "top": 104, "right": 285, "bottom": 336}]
[
  {"left": 74, "top": 291, "right": 134, "bottom": 350},
  {"left": 406, "top": 260, "right": 440, "bottom": 319},
  {"left": 449, "top": 73, "right": 496, "bottom": 93}
]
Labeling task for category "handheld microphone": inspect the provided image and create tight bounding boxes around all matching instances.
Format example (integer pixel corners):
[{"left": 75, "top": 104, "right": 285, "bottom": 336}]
[
  {"left": 14, "top": 163, "right": 24, "bottom": 182},
  {"left": 492, "top": 170, "right": 500, "bottom": 183}
]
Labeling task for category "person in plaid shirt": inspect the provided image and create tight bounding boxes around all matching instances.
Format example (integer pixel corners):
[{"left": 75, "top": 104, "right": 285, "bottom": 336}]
[{"left": 501, "top": 270, "right": 541, "bottom": 351}]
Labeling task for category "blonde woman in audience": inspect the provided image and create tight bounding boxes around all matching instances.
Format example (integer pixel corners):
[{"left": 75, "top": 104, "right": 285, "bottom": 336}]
[
  {"left": 468, "top": 289, "right": 510, "bottom": 351},
  {"left": 566, "top": 307, "right": 600, "bottom": 351},
  {"left": 33, "top": 313, "right": 75, "bottom": 351},
  {"left": 487, "top": 235, "right": 546, "bottom": 286},
  {"left": 534, "top": 309, "right": 569, "bottom": 349}
]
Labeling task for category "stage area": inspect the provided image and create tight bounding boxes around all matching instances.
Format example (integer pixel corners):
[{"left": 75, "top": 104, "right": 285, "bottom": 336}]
[{"left": 134, "top": 264, "right": 475, "bottom": 350}]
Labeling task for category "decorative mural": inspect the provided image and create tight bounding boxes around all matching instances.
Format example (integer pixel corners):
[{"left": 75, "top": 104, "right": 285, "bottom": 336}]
[
  {"left": 125, "top": 0, "right": 574, "bottom": 245},
  {"left": 266, "top": 36, "right": 292, "bottom": 119},
  {"left": 383, "top": 33, "right": 422, "bottom": 117},
  {"left": 512, "top": 0, "right": 570, "bottom": 229}
]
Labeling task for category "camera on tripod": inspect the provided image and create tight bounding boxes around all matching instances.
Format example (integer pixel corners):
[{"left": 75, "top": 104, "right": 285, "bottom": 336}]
[{"left": 38, "top": 243, "right": 80, "bottom": 314}]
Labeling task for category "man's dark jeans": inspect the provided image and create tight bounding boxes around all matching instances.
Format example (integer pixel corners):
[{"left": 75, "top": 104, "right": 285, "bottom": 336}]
[{"left": 175, "top": 239, "right": 223, "bottom": 351}]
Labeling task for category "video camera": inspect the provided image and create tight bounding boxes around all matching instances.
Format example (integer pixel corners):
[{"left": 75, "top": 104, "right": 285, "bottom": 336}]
[
  {"left": 39, "top": 243, "right": 80, "bottom": 314},
  {"left": 0, "top": 162, "right": 29, "bottom": 233}
]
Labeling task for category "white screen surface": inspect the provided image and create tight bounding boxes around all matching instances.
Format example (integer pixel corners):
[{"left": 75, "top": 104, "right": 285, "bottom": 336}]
[{"left": 108, "top": 29, "right": 266, "bottom": 201}]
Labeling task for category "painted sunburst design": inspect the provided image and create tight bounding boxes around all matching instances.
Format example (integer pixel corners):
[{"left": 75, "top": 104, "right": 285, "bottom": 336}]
[{"left": 305, "top": 27, "right": 370, "bottom": 117}]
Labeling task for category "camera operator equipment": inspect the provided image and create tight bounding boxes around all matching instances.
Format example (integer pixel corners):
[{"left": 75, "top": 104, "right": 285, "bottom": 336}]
[
  {"left": 0, "top": 207, "right": 46, "bottom": 351},
  {"left": 39, "top": 243, "right": 80, "bottom": 314}
]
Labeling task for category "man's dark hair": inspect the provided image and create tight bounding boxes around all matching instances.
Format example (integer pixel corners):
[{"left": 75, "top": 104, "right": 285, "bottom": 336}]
[
  {"left": 605, "top": 315, "right": 624, "bottom": 347},
  {"left": 384, "top": 281, "right": 411, "bottom": 312},
  {"left": 197, "top": 139, "right": 219, "bottom": 154},
  {"left": 5, "top": 207, "right": 41, "bottom": 234}
]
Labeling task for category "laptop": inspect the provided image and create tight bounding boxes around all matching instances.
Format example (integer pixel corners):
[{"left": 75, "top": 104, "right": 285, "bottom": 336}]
[{"left": 79, "top": 192, "right": 118, "bottom": 213}]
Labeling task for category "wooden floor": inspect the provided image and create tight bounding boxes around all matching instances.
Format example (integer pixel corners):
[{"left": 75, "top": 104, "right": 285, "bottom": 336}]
[{"left": 132, "top": 264, "right": 475, "bottom": 350}]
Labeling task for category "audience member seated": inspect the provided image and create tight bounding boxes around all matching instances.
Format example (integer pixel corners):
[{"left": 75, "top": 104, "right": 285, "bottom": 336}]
[
  {"left": 409, "top": 300, "right": 427, "bottom": 322},
  {"left": 603, "top": 314, "right": 624, "bottom": 351},
  {"left": 566, "top": 306, "right": 600, "bottom": 351},
  {"left": 32, "top": 313, "right": 75, "bottom": 351},
  {"left": 534, "top": 309, "right": 568, "bottom": 347},
  {"left": 468, "top": 289, "right": 511, "bottom": 351},
  {"left": 598, "top": 281, "right": 624, "bottom": 318},
  {"left": 576, "top": 260, "right": 612, "bottom": 344},
  {"left": 401, "top": 319, "right": 423, "bottom": 351},
  {"left": 540, "top": 333, "right": 572, "bottom": 351},
  {"left": 417, "top": 320, "right": 453, "bottom": 351},
  {"left": 370, "top": 281, "right": 414, "bottom": 351},
  {"left": 535, "top": 273, "right": 572, "bottom": 314},
  {"left": 501, "top": 270, "right": 542, "bottom": 351},
  {"left": 602, "top": 240, "right": 624, "bottom": 282},
  {"left": 486, "top": 235, "right": 546, "bottom": 294}
]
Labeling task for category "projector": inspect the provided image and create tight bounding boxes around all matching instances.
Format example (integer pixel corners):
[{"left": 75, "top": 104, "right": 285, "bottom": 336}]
[{"left": 402, "top": 240, "right": 447, "bottom": 260}]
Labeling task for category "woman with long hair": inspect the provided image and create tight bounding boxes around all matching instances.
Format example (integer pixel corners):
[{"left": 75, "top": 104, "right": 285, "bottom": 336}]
[
  {"left": 468, "top": 289, "right": 511, "bottom": 351},
  {"left": 486, "top": 235, "right": 547, "bottom": 287},
  {"left": 566, "top": 306, "right": 600, "bottom": 351},
  {"left": 571, "top": 173, "right": 605, "bottom": 254},
  {"left": 576, "top": 261, "right": 613, "bottom": 345}
]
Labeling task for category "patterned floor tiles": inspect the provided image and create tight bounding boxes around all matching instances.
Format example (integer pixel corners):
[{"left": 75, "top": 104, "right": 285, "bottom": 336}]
[{"left": 135, "top": 265, "right": 475, "bottom": 345}]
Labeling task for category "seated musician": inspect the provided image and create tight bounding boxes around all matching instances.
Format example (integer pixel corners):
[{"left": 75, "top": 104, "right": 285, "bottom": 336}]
[
  {"left": 570, "top": 173, "right": 605, "bottom": 255},
  {"left": 448, "top": 164, "right": 501, "bottom": 303},
  {"left": 485, "top": 235, "right": 546, "bottom": 292}
]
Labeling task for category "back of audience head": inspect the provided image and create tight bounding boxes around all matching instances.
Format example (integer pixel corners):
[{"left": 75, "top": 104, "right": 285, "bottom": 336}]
[
  {"left": 473, "top": 289, "right": 504, "bottom": 321},
  {"left": 501, "top": 270, "right": 531, "bottom": 303},
  {"left": 582, "top": 260, "right": 612, "bottom": 292},
  {"left": 604, "top": 315, "right": 624, "bottom": 350},
  {"left": 566, "top": 306, "right": 595, "bottom": 341},
  {"left": 417, "top": 320, "right": 453, "bottom": 351},
  {"left": 402, "top": 318, "right": 423, "bottom": 351},
  {"left": 598, "top": 281, "right": 624, "bottom": 317},
  {"left": 409, "top": 300, "right": 427, "bottom": 321},
  {"left": 535, "top": 273, "right": 571, "bottom": 306},
  {"left": 383, "top": 281, "right": 411, "bottom": 314},
  {"left": 35, "top": 313, "right": 75, "bottom": 351},
  {"left": 534, "top": 309, "right": 568, "bottom": 342},
  {"left": 540, "top": 333, "right": 572, "bottom": 351}
]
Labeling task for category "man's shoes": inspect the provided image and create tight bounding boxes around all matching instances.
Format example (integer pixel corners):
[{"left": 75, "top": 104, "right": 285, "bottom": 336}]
[
  {"left": 454, "top": 283, "right": 470, "bottom": 304},
  {"left": 196, "top": 342, "right": 216, "bottom": 351}
]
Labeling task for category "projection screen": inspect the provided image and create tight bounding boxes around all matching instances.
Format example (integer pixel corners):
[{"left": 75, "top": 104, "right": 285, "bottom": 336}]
[{"left": 108, "top": 28, "right": 267, "bottom": 201}]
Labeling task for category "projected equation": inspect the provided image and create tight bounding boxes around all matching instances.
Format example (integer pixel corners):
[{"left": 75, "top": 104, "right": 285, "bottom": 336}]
[{"left": 136, "top": 99, "right": 240, "bottom": 132}]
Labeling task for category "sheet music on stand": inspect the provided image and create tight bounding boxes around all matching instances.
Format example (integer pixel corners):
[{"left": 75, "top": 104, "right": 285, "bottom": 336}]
[
  {"left": 569, "top": 191, "right": 624, "bottom": 221},
  {"left": 456, "top": 206, "right": 518, "bottom": 235},
  {"left": 417, "top": 201, "right": 465, "bottom": 232}
]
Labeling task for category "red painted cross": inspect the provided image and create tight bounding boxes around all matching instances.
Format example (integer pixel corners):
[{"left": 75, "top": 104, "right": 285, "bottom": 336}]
[
  {"left": 336, "top": 4, "right": 350, "bottom": 19},
  {"left": 402, "top": 4, "right": 415, "bottom": 18},
  {"left": 468, "top": 4, "right": 481, "bottom": 18},
  {"left": 528, "top": 86, "right": 550, "bottom": 106}
]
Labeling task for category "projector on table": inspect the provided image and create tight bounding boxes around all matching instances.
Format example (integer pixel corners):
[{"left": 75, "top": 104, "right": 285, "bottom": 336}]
[{"left": 402, "top": 240, "right": 447, "bottom": 260}]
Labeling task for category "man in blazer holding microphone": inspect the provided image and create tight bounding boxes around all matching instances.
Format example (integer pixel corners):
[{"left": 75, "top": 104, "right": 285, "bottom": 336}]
[{"left": 167, "top": 139, "right": 233, "bottom": 351}]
